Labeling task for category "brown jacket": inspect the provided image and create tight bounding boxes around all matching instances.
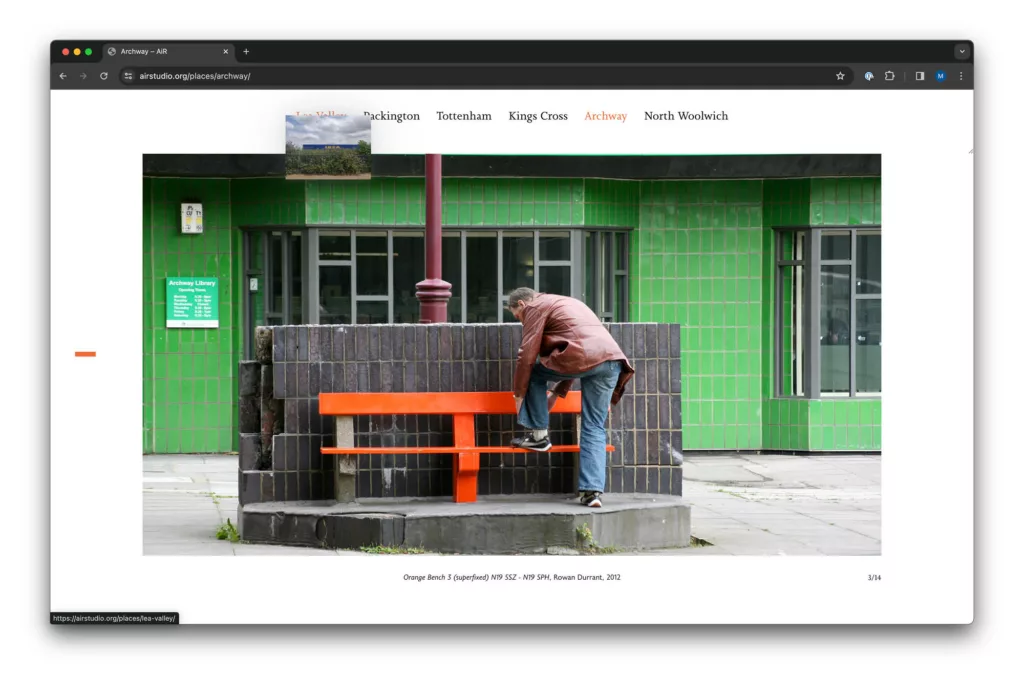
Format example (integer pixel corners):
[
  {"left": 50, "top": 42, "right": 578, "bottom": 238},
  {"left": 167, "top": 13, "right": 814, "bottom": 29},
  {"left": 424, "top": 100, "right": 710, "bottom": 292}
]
[{"left": 513, "top": 293, "right": 634, "bottom": 405}]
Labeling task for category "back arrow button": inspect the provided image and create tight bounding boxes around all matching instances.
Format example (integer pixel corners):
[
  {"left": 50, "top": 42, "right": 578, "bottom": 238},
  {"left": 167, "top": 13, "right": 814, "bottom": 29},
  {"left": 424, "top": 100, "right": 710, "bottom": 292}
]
[{"left": 59, "top": 72, "right": 66, "bottom": 80}]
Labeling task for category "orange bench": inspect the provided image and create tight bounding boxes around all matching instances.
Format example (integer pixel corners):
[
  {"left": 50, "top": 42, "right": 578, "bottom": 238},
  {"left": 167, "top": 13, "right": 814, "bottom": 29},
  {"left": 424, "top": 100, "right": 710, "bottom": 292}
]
[{"left": 318, "top": 391, "right": 614, "bottom": 503}]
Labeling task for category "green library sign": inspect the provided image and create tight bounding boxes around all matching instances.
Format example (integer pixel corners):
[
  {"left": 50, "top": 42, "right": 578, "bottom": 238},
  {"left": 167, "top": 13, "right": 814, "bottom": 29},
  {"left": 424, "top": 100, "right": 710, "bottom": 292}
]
[{"left": 166, "top": 277, "right": 219, "bottom": 328}]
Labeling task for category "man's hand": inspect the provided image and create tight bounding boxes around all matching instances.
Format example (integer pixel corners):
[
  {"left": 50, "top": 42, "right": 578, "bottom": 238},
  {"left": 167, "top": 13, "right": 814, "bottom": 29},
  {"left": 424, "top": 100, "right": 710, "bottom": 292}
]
[{"left": 514, "top": 396, "right": 523, "bottom": 414}]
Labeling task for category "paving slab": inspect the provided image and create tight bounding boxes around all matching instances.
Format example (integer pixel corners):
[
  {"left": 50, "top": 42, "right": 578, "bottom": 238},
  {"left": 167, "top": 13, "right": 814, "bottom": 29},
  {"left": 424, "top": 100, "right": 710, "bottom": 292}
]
[{"left": 142, "top": 453, "right": 881, "bottom": 556}]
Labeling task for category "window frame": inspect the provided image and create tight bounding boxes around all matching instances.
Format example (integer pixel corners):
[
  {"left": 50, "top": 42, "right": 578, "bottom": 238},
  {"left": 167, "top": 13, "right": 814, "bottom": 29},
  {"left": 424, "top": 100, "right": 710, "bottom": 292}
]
[
  {"left": 242, "top": 226, "right": 632, "bottom": 358},
  {"left": 774, "top": 230, "right": 809, "bottom": 399},
  {"left": 773, "top": 225, "right": 881, "bottom": 399},
  {"left": 582, "top": 229, "right": 630, "bottom": 323},
  {"left": 241, "top": 228, "right": 307, "bottom": 360}
]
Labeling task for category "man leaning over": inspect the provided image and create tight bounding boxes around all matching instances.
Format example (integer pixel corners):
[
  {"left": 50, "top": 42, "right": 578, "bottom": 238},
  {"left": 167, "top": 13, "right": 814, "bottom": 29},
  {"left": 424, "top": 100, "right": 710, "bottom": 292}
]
[{"left": 506, "top": 287, "right": 634, "bottom": 508}]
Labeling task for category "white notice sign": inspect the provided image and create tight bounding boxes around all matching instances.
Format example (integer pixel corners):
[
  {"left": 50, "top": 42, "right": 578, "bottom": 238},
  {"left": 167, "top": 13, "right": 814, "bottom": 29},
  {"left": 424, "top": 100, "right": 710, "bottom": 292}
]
[{"left": 181, "top": 203, "right": 204, "bottom": 234}]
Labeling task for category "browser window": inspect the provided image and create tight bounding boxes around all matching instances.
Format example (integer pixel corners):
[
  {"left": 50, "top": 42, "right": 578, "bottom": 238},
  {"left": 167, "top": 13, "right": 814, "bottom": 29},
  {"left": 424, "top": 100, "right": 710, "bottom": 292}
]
[{"left": 49, "top": 40, "right": 973, "bottom": 625}]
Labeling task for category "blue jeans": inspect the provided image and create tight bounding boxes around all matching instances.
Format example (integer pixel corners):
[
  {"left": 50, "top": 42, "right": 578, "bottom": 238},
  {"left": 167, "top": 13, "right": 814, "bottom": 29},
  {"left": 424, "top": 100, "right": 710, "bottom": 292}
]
[{"left": 517, "top": 359, "right": 622, "bottom": 493}]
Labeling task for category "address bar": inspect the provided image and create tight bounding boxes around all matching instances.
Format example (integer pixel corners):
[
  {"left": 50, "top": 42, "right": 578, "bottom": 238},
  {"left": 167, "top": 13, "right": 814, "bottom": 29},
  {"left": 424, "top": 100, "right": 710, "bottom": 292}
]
[{"left": 123, "top": 65, "right": 855, "bottom": 88}]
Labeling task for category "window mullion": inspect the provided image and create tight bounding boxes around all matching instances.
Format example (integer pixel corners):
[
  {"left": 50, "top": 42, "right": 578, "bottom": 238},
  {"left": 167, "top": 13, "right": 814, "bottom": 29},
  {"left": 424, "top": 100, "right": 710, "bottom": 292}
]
[
  {"left": 603, "top": 232, "right": 611, "bottom": 318},
  {"left": 796, "top": 233, "right": 804, "bottom": 397},
  {"left": 850, "top": 230, "right": 858, "bottom": 396},
  {"left": 305, "top": 229, "right": 318, "bottom": 324},
  {"left": 282, "top": 233, "right": 291, "bottom": 325},
  {"left": 808, "top": 229, "right": 822, "bottom": 399},
  {"left": 461, "top": 231, "right": 467, "bottom": 324},
  {"left": 387, "top": 231, "right": 394, "bottom": 324},
  {"left": 242, "top": 232, "right": 251, "bottom": 359},
  {"left": 774, "top": 231, "right": 782, "bottom": 397},
  {"left": 349, "top": 231, "right": 356, "bottom": 323},
  {"left": 497, "top": 231, "right": 504, "bottom": 322}
]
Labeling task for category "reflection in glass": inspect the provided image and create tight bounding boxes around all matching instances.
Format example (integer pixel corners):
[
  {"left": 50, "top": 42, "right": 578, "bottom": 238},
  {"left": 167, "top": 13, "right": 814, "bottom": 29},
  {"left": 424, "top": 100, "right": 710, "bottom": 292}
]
[
  {"left": 319, "top": 232, "right": 351, "bottom": 262},
  {"left": 319, "top": 266, "right": 352, "bottom": 324},
  {"left": 616, "top": 232, "right": 628, "bottom": 271},
  {"left": 584, "top": 232, "right": 604, "bottom": 314},
  {"left": 248, "top": 233, "right": 265, "bottom": 333},
  {"left": 780, "top": 230, "right": 806, "bottom": 261},
  {"left": 270, "top": 232, "right": 283, "bottom": 314},
  {"left": 821, "top": 231, "right": 851, "bottom": 260},
  {"left": 539, "top": 233, "right": 570, "bottom": 261},
  {"left": 443, "top": 235, "right": 462, "bottom": 323},
  {"left": 466, "top": 233, "right": 498, "bottom": 322},
  {"left": 820, "top": 264, "right": 851, "bottom": 394},
  {"left": 779, "top": 264, "right": 805, "bottom": 396},
  {"left": 781, "top": 231, "right": 795, "bottom": 261},
  {"left": 356, "top": 234, "right": 388, "bottom": 295},
  {"left": 502, "top": 233, "right": 534, "bottom": 293},
  {"left": 856, "top": 232, "right": 881, "bottom": 295},
  {"left": 856, "top": 298, "right": 882, "bottom": 393},
  {"left": 290, "top": 233, "right": 303, "bottom": 324},
  {"left": 794, "top": 261, "right": 804, "bottom": 395},
  {"left": 582, "top": 232, "right": 591, "bottom": 308},
  {"left": 357, "top": 301, "right": 388, "bottom": 324},
  {"left": 539, "top": 265, "right": 571, "bottom": 296},
  {"left": 614, "top": 275, "right": 625, "bottom": 322},
  {"left": 392, "top": 234, "right": 424, "bottom": 323}
]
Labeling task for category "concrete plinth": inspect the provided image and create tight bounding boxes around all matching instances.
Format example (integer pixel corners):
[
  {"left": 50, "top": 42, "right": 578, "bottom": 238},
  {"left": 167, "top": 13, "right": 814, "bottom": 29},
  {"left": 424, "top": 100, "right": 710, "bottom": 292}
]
[{"left": 238, "top": 493, "right": 691, "bottom": 554}]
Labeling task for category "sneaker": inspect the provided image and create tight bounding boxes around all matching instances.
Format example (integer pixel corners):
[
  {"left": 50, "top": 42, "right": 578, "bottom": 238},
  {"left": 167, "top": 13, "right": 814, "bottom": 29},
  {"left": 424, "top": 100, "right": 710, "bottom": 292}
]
[
  {"left": 511, "top": 434, "right": 552, "bottom": 452},
  {"left": 580, "top": 491, "right": 603, "bottom": 508}
]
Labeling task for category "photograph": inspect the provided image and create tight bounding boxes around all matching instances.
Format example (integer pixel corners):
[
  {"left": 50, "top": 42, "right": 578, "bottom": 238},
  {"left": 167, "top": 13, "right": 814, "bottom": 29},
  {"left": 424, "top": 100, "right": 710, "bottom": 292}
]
[
  {"left": 284, "top": 113, "right": 372, "bottom": 179},
  {"left": 141, "top": 153, "right": 882, "bottom": 557}
]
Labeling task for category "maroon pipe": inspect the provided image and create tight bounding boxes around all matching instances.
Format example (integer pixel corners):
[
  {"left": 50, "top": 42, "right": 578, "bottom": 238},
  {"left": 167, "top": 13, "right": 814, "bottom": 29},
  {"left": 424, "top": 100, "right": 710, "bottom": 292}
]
[{"left": 416, "top": 154, "right": 451, "bottom": 323}]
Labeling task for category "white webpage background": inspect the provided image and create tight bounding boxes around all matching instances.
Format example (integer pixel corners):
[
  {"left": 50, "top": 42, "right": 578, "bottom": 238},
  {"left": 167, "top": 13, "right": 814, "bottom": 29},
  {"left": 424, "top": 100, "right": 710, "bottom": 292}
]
[{"left": 50, "top": 89, "right": 972, "bottom": 624}]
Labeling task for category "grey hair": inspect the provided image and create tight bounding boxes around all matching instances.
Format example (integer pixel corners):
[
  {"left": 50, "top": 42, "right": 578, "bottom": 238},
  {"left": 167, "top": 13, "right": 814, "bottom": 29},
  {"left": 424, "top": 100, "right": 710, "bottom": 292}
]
[{"left": 507, "top": 287, "right": 538, "bottom": 308}]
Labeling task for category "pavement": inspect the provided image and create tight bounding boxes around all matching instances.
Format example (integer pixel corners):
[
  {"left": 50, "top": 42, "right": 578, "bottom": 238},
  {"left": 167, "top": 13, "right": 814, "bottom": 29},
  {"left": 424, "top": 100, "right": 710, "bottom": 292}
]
[{"left": 143, "top": 453, "right": 880, "bottom": 556}]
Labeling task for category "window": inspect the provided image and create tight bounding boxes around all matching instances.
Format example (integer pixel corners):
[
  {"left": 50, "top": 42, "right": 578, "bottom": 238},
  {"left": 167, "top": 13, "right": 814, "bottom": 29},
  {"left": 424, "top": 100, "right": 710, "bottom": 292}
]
[
  {"left": 500, "top": 230, "right": 577, "bottom": 321},
  {"left": 776, "top": 230, "right": 807, "bottom": 397},
  {"left": 318, "top": 232, "right": 352, "bottom": 325},
  {"left": 583, "top": 230, "right": 629, "bottom": 322},
  {"left": 442, "top": 234, "right": 462, "bottom": 323},
  {"left": 243, "top": 227, "right": 630, "bottom": 354},
  {"left": 774, "top": 227, "right": 881, "bottom": 397},
  {"left": 392, "top": 233, "right": 425, "bottom": 323},
  {"left": 465, "top": 232, "right": 498, "bottom": 322},
  {"left": 537, "top": 232, "right": 572, "bottom": 296},
  {"left": 242, "top": 230, "right": 306, "bottom": 358}
]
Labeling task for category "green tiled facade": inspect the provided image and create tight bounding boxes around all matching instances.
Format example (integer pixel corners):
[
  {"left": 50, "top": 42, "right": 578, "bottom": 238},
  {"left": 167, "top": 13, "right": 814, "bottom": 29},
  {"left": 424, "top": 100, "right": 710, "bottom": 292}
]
[
  {"left": 633, "top": 180, "right": 770, "bottom": 451},
  {"left": 143, "top": 178, "right": 244, "bottom": 454},
  {"left": 764, "top": 177, "right": 882, "bottom": 227},
  {"left": 142, "top": 173, "right": 880, "bottom": 454},
  {"left": 808, "top": 399, "right": 882, "bottom": 451},
  {"left": 763, "top": 177, "right": 883, "bottom": 451},
  {"left": 303, "top": 177, "right": 638, "bottom": 228},
  {"left": 230, "top": 178, "right": 307, "bottom": 227}
]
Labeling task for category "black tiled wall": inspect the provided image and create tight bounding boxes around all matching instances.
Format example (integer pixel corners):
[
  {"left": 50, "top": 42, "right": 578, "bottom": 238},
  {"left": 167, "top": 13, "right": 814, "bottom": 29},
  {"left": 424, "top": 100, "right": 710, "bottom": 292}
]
[{"left": 238, "top": 323, "right": 682, "bottom": 504}]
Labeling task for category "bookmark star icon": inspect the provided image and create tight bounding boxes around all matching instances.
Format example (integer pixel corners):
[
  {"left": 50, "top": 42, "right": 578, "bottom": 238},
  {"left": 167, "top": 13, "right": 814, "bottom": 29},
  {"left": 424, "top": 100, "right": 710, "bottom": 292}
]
[{"left": 836, "top": 71, "right": 845, "bottom": 81}]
